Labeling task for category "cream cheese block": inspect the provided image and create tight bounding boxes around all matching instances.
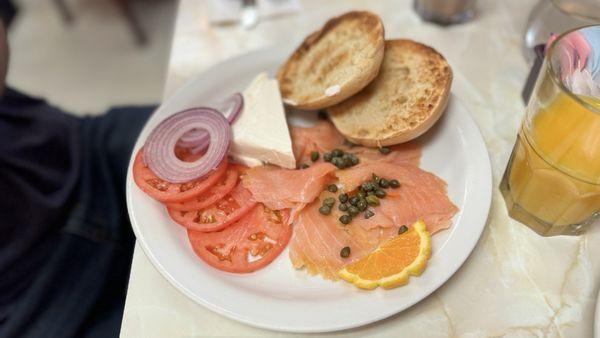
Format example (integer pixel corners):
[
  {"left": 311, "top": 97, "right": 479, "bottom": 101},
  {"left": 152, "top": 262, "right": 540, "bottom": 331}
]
[{"left": 229, "top": 73, "right": 296, "bottom": 169}]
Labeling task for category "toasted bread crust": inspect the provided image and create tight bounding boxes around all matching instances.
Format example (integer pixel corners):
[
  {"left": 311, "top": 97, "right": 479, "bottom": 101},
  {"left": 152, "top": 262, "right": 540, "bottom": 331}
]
[
  {"left": 277, "top": 11, "right": 385, "bottom": 110},
  {"left": 328, "top": 39, "right": 452, "bottom": 147}
]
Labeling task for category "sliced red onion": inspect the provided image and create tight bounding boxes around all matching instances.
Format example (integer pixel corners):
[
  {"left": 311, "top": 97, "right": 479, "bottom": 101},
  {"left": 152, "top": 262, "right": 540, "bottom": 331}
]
[
  {"left": 176, "top": 130, "right": 207, "bottom": 148},
  {"left": 177, "top": 93, "right": 243, "bottom": 152},
  {"left": 143, "top": 108, "right": 231, "bottom": 183}
]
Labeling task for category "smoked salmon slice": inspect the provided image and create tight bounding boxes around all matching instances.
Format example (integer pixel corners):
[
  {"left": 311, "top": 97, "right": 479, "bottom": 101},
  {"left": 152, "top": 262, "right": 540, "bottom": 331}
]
[
  {"left": 242, "top": 162, "right": 337, "bottom": 212},
  {"left": 335, "top": 162, "right": 458, "bottom": 234},
  {"left": 288, "top": 197, "right": 399, "bottom": 280},
  {"left": 290, "top": 121, "right": 345, "bottom": 164},
  {"left": 290, "top": 120, "right": 422, "bottom": 166},
  {"left": 349, "top": 142, "right": 422, "bottom": 166},
  {"left": 289, "top": 163, "right": 458, "bottom": 279}
]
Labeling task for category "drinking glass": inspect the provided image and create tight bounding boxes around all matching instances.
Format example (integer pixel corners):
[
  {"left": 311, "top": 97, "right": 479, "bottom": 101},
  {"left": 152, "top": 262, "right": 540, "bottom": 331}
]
[
  {"left": 413, "top": 0, "right": 476, "bottom": 25},
  {"left": 500, "top": 25, "right": 600, "bottom": 236},
  {"left": 523, "top": 0, "right": 600, "bottom": 62}
]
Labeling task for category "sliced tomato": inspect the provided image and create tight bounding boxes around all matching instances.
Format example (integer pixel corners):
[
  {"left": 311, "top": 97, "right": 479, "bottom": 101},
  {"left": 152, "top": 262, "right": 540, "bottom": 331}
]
[
  {"left": 132, "top": 149, "right": 228, "bottom": 203},
  {"left": 187, "top": 204, "right": 292, "bottom": 273},
  {"left": 166, "top": 164, "right": 242, "bottom": 211},
  {"left": 167, "top": 180, "right": 257, "bottom": 232}
]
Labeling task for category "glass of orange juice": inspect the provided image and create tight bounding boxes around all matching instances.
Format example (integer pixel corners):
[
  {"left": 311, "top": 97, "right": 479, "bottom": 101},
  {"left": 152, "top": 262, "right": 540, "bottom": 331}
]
[{"left": 501, "top": 25, "right": 600, "bottom": 236}]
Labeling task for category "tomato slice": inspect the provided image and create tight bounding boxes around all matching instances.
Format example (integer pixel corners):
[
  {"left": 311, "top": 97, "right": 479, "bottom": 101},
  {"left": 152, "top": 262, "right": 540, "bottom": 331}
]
[
  {"left": 187, "top": 204, "right": 292, "bottom": 273},
  {"left": 166, "top": 164, "right": 242, "bottom": 211},
  {"left": 132, "top": 149, "right": 228, "bottom": 203},
  {"left": 167, "top": 180, "right": 257, "bottom": 232}
]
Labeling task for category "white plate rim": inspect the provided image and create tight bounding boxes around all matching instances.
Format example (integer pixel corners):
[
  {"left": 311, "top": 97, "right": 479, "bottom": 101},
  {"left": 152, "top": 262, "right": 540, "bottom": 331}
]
[{"left": 125, "top": 45, "right": 493, "bottom": 333}]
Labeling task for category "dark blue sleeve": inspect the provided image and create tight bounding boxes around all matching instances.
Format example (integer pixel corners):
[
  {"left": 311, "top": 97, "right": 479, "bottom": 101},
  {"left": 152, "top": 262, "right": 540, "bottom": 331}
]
[
  {"left": 0, "top": 87, "right": 154, "bottom": 338},
  {"left": 0, "top": 89, "right": 81, "bottom": 315}
]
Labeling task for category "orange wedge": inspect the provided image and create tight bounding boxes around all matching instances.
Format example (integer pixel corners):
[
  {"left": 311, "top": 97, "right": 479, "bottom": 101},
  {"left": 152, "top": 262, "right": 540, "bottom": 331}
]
[{"left": 338, "top": 220, "right": 431, "bottom": 290}]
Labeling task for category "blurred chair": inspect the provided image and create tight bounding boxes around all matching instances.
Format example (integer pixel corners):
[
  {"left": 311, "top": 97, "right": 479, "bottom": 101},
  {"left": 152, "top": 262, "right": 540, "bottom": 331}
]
[
  {"left": 52, "top": 0, "right": 148, "bottom": 46},
  {"left": 0, "top": 0, "right": 17, "bottom": 27}
]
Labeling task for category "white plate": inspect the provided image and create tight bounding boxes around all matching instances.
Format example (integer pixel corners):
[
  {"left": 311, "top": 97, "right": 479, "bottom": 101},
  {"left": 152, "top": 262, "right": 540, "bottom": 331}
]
[{"left": 126, "top": 46, "right": 492, "bottom": 333}]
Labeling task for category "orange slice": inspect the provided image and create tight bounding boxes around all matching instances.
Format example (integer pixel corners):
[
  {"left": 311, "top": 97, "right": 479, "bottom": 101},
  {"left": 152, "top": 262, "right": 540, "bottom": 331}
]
[{"left": 338, "top": 220, "right": 431, "bottom": 290}]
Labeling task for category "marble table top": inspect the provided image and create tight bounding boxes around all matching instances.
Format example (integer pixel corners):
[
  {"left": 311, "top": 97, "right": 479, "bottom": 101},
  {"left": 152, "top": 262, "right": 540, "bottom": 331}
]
[{"left": 120, "top": 0, "right": 600, "bottom": 336}]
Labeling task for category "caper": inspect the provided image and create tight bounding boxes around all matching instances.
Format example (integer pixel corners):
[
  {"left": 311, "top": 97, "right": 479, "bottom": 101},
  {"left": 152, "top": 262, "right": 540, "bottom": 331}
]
[
  {"left": 357, "top": 199, "right": 368, "bottom": 211},
  {"left": 331, "top": 157, "right": 343, "bottom": 168},
  {"left": 366, "top": 195, "right": 380, "bottom": 206},
  {"left": 349, "top": 154, "right": 359, "bottom": 165},
  {"left": 310, "top": 151, "right": 319, "bottom": 162},
  {"left": 375, "top": 189, "right": 386, "bottom": 198},
  {"left": 378, "top": 146, "right": 391, "bottom": 154},
  {"left": 372, "top": 173, "right": 380, "bottom": 182},
  {"left": 339, "top": 215, "right": 351, "bottom": 225},
  {"left": 332, "top": 149, "right": 344, "bottom": 157},
  {"left": 323, "top": 197, "right": 335, "bottom": 207},
  {"left": 364, "top": 209, "right": 375, "bottom": 219},
  {"left": 319, "top": 205, "right": 331, "bottom": 215},
  {"left": 348, "top": 205, "right": 359, "bottom": 216},
  {"left": 342, "top": 155, "right": 353, "bottom": 167},
  {"left": 389, "top": 179, "right": 400, "bottom": 188},
  {"left": 298, "top": 163, "right": 309, "bottom": 169},
  {"left": 379, "top": 178, "right": 389, "bottom": 188},
  {"left": 361, "top": 181, "right": 375, "bottom": 192},
  {"left": 357, "top": 190, "right": 366, "bottom": 199},
  {"left": 398, "top": 225, "right": 408, "bottom": 234},
  {"left": 338, "top": 203, "right": 349, "bottom": 211},
  {"left": 349, "top": 196, "right": 359, "bottom": 206},
  {"left": 339, "top": 193, "right": 348, "bottom": 203},
  {"left": 340, "top": 246, "right": 351, "bottom": 258},
  {"left": 317, "top": 110, "right": 328, "bottom": 120},
  {"left": 327, "top": 184, "right": 338, "bottom": 193},
  {"left": 323, "top": 153, "right": 332, "bottom": 162}
]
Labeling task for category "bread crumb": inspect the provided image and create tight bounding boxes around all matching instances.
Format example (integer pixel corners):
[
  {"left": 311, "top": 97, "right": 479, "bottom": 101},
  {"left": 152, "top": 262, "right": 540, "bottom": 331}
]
[
  {"left": 325, "top": 85, "right": 341, "bottom": 97},
  {"left": 283, "top": 98, "right": 297, "bottom": 106}
]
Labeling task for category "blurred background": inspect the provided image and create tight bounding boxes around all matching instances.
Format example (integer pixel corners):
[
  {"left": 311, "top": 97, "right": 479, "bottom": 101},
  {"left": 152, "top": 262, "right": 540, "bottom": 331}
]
[{"left": 3, "top": 0, "right": 176, "bottom": 115}]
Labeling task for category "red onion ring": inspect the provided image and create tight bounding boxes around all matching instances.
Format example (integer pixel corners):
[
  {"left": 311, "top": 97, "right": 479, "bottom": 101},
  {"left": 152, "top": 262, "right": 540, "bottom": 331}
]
[
  {"left": 177, "top": 93, "right": 243, "bottom": 151},
  {"left": 143, "top": 108, "right": 231, "bottom": 183}
]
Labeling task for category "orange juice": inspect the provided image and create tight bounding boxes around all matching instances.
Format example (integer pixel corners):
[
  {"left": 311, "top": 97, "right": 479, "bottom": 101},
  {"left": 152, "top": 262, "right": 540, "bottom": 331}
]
[{"left": 501, "top": 93, "right": 600, "bottom": 235}]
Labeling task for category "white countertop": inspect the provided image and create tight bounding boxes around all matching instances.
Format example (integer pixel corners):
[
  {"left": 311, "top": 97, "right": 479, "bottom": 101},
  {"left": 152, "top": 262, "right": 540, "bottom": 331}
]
[{"left": 120, "top": 0, "right": 600, "bottom": 336}]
